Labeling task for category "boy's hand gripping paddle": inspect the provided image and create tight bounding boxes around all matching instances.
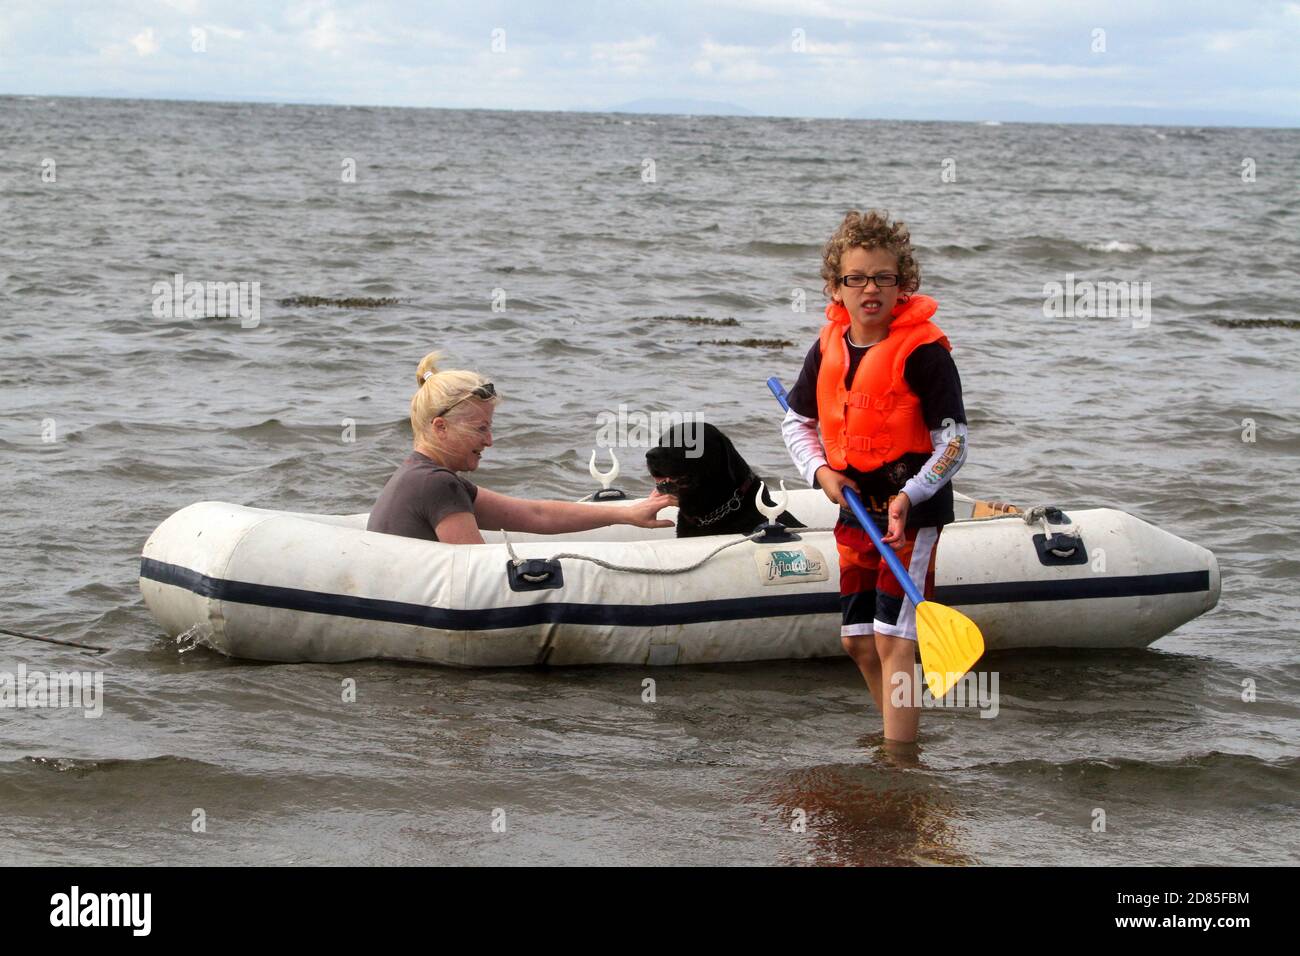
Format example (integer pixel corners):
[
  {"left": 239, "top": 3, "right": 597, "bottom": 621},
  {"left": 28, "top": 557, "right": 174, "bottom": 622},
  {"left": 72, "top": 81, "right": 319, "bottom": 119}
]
[{"left": 767, "top": 376, "right": 984, "bottom": 697}]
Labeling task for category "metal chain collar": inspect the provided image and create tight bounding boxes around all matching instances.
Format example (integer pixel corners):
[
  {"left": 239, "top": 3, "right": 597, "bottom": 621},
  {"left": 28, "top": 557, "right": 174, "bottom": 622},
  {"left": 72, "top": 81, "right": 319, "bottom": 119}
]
[{"left": 683, "top": 475, "right": 756, "bottom": 527}]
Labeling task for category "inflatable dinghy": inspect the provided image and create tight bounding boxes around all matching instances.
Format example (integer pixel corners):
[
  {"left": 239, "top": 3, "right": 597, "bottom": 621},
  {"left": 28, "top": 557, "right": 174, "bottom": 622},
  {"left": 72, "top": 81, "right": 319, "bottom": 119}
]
[{"left": 139, "top": 484, "right": 1220, "bottom": 666}]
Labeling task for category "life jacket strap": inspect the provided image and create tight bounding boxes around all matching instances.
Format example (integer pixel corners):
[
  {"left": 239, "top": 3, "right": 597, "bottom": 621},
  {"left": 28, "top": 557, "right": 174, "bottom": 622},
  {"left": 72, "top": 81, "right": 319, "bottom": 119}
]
[
  {"left": 846, "top": 434, "right": 892, "bottom": 454},
  {"left": 847, "top": 391, "right": 897, "bottom": 411}
]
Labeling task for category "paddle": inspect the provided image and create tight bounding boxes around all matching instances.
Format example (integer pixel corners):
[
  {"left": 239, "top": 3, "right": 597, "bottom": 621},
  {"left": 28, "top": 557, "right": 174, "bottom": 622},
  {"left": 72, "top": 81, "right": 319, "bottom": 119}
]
[{"left": 766, "top": 376, "right": 984, "bottom": 697}]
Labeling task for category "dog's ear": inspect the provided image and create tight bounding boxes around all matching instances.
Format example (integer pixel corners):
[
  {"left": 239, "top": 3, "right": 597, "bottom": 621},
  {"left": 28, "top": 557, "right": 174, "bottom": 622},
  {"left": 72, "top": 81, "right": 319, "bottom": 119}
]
[
  {"left": 702, "top": 423, "right": 751, "bottom": 487},
  {"left": 693, "top": 422, "right": 725, "bottom": 477}
]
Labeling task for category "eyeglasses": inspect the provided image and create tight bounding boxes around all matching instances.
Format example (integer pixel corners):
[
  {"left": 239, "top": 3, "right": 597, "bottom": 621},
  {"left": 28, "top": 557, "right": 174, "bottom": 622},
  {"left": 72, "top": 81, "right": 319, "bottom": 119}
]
[
  {"left": 433, "top": 382, "right": 496, "bottom": 419},
  {"left": 839, "top": 273, "right": 901, "bottom": 288}
]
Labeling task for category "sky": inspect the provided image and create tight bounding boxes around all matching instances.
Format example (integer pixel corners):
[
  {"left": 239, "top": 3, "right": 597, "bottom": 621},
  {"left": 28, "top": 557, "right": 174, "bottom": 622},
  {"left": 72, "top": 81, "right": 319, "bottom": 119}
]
[{"left": 1, "top": 0, "right": 1296, "bottom": 126}]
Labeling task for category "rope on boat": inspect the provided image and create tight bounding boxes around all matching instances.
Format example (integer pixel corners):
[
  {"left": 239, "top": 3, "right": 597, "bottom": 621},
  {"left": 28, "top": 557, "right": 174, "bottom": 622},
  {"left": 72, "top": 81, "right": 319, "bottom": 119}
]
[
  {"left": 1020, "top": 505, "right": 1082, "bottom": 558},
  {"left": 506, "top": 496, "right": 1086, "bottom": 580},
  {"left": 0, "top": 625, "right": 110, "bottom": 654},
  {"left": 1020, "top": 505, "right": 1053, "bottom": 525},
  {"left": 1021, "top": 505, "right": 1071, "bottom": 536},
  {"left": 501, "top": 526, "right": 839, "bottom": 577}
]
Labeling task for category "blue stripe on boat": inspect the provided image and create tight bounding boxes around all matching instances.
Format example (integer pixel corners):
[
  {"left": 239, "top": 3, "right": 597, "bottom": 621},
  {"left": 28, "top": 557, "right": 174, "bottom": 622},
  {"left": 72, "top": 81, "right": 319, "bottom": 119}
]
[{"left": 140, "top": 557, "right": 1210, "bottom": 632}]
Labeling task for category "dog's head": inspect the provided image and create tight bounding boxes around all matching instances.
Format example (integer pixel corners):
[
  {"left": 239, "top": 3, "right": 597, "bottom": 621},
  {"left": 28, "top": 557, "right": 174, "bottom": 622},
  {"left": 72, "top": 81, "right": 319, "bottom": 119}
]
[{"left": 645, "top": 422, "right": 751, "bottom": 506}]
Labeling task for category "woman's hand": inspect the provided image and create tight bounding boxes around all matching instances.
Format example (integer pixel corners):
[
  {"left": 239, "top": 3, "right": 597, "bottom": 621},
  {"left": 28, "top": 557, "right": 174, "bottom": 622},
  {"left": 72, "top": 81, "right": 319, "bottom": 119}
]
[
  {"left": 880, "top": 492, "right": 911, "bottom": 550},
  {"left": 814, "top": 465, "right": 860, "bottom": 507},
  {"left": 622, "top": 489, "right": 678, "bottom": 529}
]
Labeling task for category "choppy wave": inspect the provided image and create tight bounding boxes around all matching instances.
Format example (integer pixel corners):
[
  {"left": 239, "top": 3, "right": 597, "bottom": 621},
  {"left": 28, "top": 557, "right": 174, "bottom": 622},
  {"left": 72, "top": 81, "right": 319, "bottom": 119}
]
[
  {"left": 740, "top": 240, "right": 821, "bottom": 257},
  {"left": 1086, "top": 239, "right": 1142, "bottom": 253},
  {"left": 0, "top": 95, "right": 1296, "bottom": 865},
  {"left": 970, "top": 751, "right": 1298, "bottom": 796}
]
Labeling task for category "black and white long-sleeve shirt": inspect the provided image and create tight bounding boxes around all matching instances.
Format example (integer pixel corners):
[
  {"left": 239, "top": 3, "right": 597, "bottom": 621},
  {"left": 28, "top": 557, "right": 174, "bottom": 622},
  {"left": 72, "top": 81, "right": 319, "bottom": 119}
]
[{"left": 782, "top": 328, "right": 968, "bottom": 527}]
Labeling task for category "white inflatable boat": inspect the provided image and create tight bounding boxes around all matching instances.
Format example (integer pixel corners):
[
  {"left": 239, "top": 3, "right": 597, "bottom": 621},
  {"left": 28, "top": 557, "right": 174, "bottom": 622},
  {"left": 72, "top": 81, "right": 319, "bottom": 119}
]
[{"left": 139, "top": 486, "right": 1220, "bottom": 666}]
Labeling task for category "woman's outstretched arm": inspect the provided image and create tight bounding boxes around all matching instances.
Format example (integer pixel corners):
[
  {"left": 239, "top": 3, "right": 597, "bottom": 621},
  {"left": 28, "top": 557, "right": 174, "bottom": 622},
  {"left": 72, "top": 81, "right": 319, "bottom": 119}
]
[{"left": 474, "top": 487, "right": 676, "bottom": 536}]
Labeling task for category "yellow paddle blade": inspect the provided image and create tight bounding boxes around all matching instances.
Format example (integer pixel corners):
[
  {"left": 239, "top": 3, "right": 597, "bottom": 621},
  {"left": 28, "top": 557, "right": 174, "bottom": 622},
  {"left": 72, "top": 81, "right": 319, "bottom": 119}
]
[{"left": 915, "top": 601, "right": 985, "bottom": 698}]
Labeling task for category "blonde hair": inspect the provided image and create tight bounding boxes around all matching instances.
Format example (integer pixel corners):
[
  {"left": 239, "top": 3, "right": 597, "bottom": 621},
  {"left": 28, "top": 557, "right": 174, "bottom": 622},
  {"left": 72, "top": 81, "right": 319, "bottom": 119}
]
[{"left": 410, "top": 351, "right": 500, "bottom": 449}]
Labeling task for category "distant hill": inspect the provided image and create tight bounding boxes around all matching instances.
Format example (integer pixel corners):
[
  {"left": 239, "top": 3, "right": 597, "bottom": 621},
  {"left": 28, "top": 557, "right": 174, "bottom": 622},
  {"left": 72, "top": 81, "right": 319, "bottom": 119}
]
[
  {"left": 595, "top": 98, "right": 755, "bottom": 117},
  {"left": 21, "top": 91, "right": 1294, "bottom": 128},
  {"left": 851, "top": 101, "right": 1298, "bottom": 129}
]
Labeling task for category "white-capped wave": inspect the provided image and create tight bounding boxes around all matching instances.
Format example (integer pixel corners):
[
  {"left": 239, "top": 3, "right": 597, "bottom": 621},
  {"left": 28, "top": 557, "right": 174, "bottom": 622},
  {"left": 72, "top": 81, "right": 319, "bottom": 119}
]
[{"left": 1087, "top": 239, "right": 1141, "bottom": 253}]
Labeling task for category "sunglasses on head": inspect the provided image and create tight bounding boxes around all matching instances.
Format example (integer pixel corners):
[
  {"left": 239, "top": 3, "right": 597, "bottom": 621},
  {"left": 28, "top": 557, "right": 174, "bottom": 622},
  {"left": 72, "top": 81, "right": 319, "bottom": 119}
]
[{"left": 433, "top": 382, "right": 496, "bottom": 419}]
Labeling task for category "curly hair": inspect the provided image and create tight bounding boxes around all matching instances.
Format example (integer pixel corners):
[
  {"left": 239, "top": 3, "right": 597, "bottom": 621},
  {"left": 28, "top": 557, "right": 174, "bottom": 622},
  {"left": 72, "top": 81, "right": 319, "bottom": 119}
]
[{"left": 820, "top": 209, "right": 921, "bottom": 298}]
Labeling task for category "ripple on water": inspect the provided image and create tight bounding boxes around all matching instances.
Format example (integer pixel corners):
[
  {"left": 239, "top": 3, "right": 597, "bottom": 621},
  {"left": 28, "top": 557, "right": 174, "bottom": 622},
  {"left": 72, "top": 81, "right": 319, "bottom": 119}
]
[{"left": 1, "top": 99, "right": 1296, "bottom": 864}]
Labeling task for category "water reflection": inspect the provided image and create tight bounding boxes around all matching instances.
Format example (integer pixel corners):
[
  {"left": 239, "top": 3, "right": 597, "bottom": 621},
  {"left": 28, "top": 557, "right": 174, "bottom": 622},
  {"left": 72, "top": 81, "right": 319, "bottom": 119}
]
[{"left": 752, "top": 741, "right": 975, "bottom": 866}]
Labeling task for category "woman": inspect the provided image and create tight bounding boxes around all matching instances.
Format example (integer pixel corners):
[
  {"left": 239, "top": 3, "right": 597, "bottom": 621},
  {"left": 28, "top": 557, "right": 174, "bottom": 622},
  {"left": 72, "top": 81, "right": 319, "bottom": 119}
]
[{"left": 368, "top": 351, "right": 676, "bottom": 544}]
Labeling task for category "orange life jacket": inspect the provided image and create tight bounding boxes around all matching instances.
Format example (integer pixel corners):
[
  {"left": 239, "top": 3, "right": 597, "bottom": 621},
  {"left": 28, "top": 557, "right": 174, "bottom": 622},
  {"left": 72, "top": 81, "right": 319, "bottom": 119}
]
[{"left": 816, "top": 294, "right": 950, "bottom": 473}]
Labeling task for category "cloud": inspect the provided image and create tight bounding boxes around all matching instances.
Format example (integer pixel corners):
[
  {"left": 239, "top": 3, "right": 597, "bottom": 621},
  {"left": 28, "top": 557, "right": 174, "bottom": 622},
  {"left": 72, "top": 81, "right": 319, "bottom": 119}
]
[
  {"left": 1193, "top": 24, "right": 1297, "bottom": 55},
  {"left": 591, "top": 35, "right": 657, "bottom": 74},
  {"left": 0, "top": 0, "right": 1292, "bottom": 125},
  {"left": 200, "top": 24, "right": 246, "bottom": 40},
  {"left": 921, "top": 58, "right": 1130, "bottom": 81},
  {"left": 305, "top": 10, "right": 345, "bottom": 51},
  {"left": 691, "top": 40, "right": 780, "bottom": 82},
  {"left": 703, "top": 0, "right": 1033, "bottom": 44},
  {"left": 129, "top": 27, "right": 159, "bottom": 56},
  {"left": 802, "top": 37, "right": 955, "bottom": 57},
  {"left": 298, "top": 6, "right": 395, "bottom": 54}
]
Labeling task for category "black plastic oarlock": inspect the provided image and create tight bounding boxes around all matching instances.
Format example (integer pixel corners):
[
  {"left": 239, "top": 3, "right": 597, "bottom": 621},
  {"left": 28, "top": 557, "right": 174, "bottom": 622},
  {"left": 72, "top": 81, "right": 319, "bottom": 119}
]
[
  {"left": 506, "top": 558, "right": 565, "bottom": 592},
  {"left": 751, "top": 521, "right": 801, "bottom": 543},
  {"left": 590, "top": 488, "right": 629, "bottom": 501},
  {"left": 1032, "top": 532, "right": 1088, "bottom": 566}
]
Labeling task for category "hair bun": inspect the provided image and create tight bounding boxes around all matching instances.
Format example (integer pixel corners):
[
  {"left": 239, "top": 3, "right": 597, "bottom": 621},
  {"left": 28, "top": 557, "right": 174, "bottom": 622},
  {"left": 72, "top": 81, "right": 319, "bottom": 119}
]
[{"left": 415, "top": 350, "right": 442, "bottom": 387}]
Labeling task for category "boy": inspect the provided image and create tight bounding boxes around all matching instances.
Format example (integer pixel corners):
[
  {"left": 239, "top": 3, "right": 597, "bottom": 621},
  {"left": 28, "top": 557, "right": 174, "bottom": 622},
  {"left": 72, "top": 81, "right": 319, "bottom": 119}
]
[{"left": 782, "top": 210, "right": 968, "bottom": 745}]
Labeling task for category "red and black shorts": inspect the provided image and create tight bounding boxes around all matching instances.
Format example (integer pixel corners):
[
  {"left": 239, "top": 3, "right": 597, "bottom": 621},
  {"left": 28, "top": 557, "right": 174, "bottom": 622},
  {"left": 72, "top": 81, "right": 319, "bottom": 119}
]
[{"left": 834, "top": 517, "right": 941, "bottom": 642}]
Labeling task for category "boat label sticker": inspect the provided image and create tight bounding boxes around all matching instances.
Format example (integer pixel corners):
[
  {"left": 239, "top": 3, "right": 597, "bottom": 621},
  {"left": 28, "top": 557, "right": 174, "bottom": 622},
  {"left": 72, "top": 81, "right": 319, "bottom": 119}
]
[{"left": 754, "top": 546, "right": 828, "bottom": 585}]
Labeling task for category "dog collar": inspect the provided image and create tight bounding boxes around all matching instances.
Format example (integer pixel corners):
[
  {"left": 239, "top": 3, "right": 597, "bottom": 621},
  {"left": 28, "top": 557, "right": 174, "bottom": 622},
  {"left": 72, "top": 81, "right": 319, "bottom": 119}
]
[{"left": 681, "top": 474, "right": 756, "bottom": 527}]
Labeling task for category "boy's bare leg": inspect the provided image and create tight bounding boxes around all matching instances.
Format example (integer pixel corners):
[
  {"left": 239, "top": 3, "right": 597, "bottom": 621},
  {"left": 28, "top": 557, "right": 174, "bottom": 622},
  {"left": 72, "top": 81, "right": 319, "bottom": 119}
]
[
  {"left": 841, "top": 634, "right": 883, "bottom": 710},
  {"left": 876, "top": 632, "right": 921, "bottom": 743}
]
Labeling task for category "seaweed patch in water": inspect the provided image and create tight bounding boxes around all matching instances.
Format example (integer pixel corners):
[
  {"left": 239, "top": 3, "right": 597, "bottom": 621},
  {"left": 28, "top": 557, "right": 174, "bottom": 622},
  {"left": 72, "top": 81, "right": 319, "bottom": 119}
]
[
  {"left": 648, "top": 314, "right": 741, "bottom": 326},
  {"left": 278, "top": 295, "right": 401, "bottom": 308},
  {"left": 699, "top": 338, "right": 794, "bottom": 349},
  {"left": 1211, "top": 318, "right": 1300, "bottom": 330}
]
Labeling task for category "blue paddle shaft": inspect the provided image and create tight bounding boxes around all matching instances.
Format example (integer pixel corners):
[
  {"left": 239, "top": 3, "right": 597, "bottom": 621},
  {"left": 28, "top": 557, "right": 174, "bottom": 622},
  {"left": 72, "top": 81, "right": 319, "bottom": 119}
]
[{"left": 766, "top": 376, "right": 925, "bottom": 607}]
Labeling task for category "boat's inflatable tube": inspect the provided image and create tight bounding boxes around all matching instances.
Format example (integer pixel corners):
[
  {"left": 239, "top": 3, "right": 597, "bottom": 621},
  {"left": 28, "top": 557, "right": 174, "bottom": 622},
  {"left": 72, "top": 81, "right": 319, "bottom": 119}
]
[{"left": 139, "top": 489, "right": 1219, "bottom": 666}]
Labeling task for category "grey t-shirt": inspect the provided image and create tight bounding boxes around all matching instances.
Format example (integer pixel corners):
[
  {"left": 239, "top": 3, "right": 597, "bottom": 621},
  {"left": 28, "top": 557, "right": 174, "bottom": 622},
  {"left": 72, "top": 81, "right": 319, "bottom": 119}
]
[{"left": 366, "top": 451, "right": 479, "bottom": 541}]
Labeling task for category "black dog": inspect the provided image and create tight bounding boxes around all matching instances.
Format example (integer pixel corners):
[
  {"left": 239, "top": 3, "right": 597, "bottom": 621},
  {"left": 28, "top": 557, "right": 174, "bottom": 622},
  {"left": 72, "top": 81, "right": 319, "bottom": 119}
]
[{"left": 646, "top": 422, "right": 805, "bottom": 538}]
